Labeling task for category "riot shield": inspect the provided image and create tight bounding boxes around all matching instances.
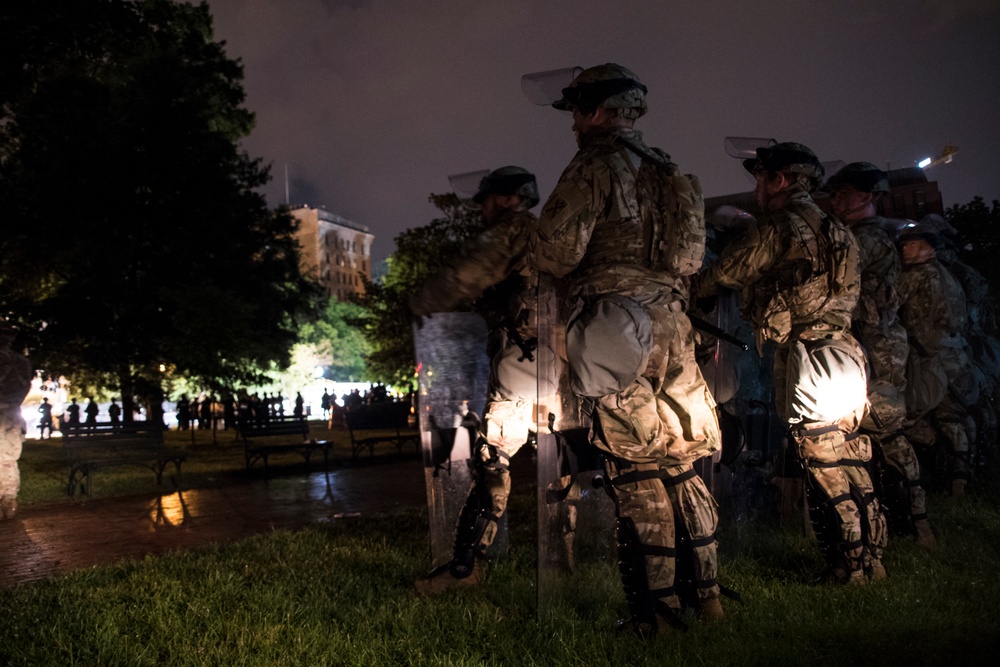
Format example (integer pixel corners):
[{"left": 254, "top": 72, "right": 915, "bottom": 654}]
[
  {"left": 413, "top": 312, "right": 492, "bottom": 570},
  {"left": 535, "top": 275, "right": 616, "bottom": 613}
]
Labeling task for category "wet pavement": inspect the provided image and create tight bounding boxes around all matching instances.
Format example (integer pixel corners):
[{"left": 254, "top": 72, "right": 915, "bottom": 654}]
[{"left": 0, "top": 458, "right": 427, "bottom": 587}]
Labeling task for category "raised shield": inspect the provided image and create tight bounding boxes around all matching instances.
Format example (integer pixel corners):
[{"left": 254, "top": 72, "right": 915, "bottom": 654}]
[
  {"left": 535, "top": 274, "right": 617, "bottom": 612},
  {"left": 413, "top": 312, "right": 494, "bottom": 570}
]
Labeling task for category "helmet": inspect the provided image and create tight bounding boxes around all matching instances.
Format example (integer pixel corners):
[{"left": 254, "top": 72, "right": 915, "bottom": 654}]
[
  {"left": 896, "top": 220, "right": 944, "bottom": 251},
  {"left": 742, "top": 141, "right": 824, "bottom": 181},
  {"left": 552, "top": 63, "right": 647, "bottom": 118},
  {"left": 472, "top": 166, "right": 540, "bottom": 209},
  {"left": 824, "top": 162, "right": 890, "bottom": 194}
]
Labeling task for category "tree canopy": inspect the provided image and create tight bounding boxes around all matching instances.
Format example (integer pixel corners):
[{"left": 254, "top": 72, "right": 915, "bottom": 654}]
[
  {"left": 356, "top": 194, "right": 484, "bottom": 387},
  {"left": 0, "top": 0, "right": 318, "bottom": 417}
]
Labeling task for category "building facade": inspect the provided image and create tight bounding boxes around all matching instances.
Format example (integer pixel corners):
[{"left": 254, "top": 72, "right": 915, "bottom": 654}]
[{"left": 290, "top": 206, "right": 373, "bottom": 301}]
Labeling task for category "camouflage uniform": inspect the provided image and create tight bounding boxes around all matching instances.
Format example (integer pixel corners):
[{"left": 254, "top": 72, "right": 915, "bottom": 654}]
[
  {"left": 850, "top": 217, "right": 928, "bottom": 524},
  {"left": 411, "top": 207, "right": 539, "bottom": 558},
  {"left": 896, "top": 256, "right": 975, "bottom": 486},
  {"left": 534, "top": 125, "right": 721, "bottom": 613},
  {"left": 698, "top": 187, "right": 887, "bottom": 580},
  {"left": 0, "top": 329, "right": 32, "bottom": 520}
]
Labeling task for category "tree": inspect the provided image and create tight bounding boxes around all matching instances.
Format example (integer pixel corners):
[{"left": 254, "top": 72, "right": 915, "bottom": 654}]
[
  {"left": 0, "top": 1, "right": 318, "bottom": 420},
  {"left": 355, "top": 194, "right": 484, "bottom": 387},
  {"left": 297, "top": 298, "right": 370, "bottom": 382},
  {"left": 945, "top": 196, "right": 1000, "bottom": 289}
]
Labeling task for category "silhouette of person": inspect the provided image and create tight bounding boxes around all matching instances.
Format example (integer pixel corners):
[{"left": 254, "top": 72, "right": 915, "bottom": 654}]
[
  {"left": 108, "top": 398, "right": 122, "bottom": 429},
  {"left": 37, "top": 398, "right": 54, "bottom": 439},
  {"left": 65, "top": 399, "right": 81, "bottom": 429}
]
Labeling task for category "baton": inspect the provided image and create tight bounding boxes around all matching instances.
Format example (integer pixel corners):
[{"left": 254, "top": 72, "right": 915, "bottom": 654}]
[{"left": 689, "top": 315, "right": 750, "bottom": 351}]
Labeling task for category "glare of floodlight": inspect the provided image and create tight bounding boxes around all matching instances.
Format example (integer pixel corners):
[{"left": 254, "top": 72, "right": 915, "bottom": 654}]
[{"left": 918, "top": 157, "right": 932, "bottom": 169}]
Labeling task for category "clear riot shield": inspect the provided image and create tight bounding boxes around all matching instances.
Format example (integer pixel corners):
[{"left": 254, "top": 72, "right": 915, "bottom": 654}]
[
  {"left": 413, "top": 312, "right": 493, "bottom": 570},
  {"left": 535, "top": 274, "right": 616, "bottom": 613}
]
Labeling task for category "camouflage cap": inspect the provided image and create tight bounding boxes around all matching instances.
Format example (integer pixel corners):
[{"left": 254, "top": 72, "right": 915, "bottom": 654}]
[
  {"left": 742, "top": 141, "right": 824, "bottom": 181},
  {"left": 552, "top": 63, "right": 647, "bottom": 118},
  {"left": 824, "top": 162, "right": 890, "bottom": 194},
  {"left": 473, "top": 166, "right": 540, "bottom": 209}
]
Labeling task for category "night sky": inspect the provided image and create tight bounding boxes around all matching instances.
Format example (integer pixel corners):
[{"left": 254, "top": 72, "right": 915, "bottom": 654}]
[{"left": 205, "top": 0, "right": 1000, "bottom": 264}]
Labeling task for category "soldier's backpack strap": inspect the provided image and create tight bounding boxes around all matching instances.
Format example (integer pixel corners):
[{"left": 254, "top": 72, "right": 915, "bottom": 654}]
[{"left": 617, "top": 137, "right": 706, "bottom": 277}]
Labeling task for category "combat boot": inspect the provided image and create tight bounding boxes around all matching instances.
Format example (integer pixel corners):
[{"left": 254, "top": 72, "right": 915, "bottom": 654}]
[
  {"left": 867, "top": 559, "right": 887, "bottom": 583},
  {"left": 414, "top": 559, "right": 483, "bottom": 596},
  {"left": 0, "top": 495, "right": 16, "bottom": 521},
  {"left": 914, "top": 518, "right": 936, "bottom": 549},
  {"left": 951, "top": 478, "right": 967, "bottom": 498},
  {"left": 700, "top": 596, "right": 724, "bottom": 623}
]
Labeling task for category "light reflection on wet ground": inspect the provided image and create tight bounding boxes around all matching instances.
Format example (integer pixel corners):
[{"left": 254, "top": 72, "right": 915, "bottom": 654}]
[{"left": 0, "top": 458, "right": 426, "bottom": 586}]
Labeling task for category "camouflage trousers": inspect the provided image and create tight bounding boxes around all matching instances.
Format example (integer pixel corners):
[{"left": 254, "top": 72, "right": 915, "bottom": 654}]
[
  {"left": 0, "top": 411, "right": 24, "bottom": 498},
  {"left": 774, "top": 337, "right": 887, "bottom": 568},
  {"left": 604, "top": 458, "right": 720, "bottom": 608},
  {"left": 878, "top": 433, "right": 927, "bottom": 518},
  {"left": 474, "top": 332, "right": 537, "bottom": 552}
]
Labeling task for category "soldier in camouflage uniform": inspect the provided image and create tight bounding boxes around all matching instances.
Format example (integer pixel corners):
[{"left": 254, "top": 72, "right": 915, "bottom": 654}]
[
  {"left": 895, "top": 223, "right": 975, "bottom": 497},
  {"left": 531, "top": 64, "right": 723, "bottom": 634},
  {"left": 0, "top": 321, "right": 32, "bottom": 520},
  {"left": 697, "top": 143, "right": 888, "bottom": 585},
  {"left": 410, "top": 166, "right": 540, "bottom": 594},
  {"left": 825, "top": 163, "right": 934, "bottom": 549}
]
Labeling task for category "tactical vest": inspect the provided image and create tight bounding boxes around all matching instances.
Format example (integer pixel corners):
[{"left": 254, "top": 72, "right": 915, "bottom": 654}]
[{"left": 751, "top": 198, "right": 860, "bottom": 344}]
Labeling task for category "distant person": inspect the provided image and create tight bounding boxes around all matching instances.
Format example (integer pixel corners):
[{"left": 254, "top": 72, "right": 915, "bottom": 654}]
[
  {"left": 38, "top": 398, "right": 54, "bottom": 439},
  {"left": 108, "top": 397, "right": 122, "bottom": 429},
  {"left": 176, "top": 394, "right": 191, "bottom": 430},
  {"left": 200, "top": 396, "right": 212, "bottom": 430},
  {"left": 84, "top": 398, "right": 99, "bottom": 429},
  {"left": 294, "top": 392, "right": 304, "bottom": 419},
  {"left": 65, "top": 398, "right": 81, "bottom": 429},
  {"left": 321, "top": 389, "right": 332, "bottom": 419}
]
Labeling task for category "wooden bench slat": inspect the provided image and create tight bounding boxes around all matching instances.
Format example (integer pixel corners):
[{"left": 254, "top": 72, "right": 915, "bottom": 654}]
[
  {"left": 236, "top": 416, "right": 329, "bottom": 476},
  {"left": 62, "top": 424, "right": 184, "bottom": 497}
]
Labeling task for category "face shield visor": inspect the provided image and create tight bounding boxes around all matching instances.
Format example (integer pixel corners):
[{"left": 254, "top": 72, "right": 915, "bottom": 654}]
[
  {"left": 521, "top": 67, "right": 583, "bottom": 111},
  {"left": 448, "top": 170, "right": 491, "bottom": 210}
]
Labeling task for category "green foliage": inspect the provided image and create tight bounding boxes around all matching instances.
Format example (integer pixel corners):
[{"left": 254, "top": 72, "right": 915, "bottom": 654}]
[
  {"left": 297, "top": 298, "right": 370, "bottom": 382},
  {"left": 355, "top": 193, "right": 485, "bottom": 387},
  {"left": 0, "top": 0, "right": 319, "bottom": 411},
  {"left": 946, "top": 196, "right": 1000, "bottom": 291}
]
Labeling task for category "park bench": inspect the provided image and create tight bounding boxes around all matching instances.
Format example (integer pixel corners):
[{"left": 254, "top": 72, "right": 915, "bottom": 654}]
[
  {"left": 62, "top": 423, "right": 185, "bottom": 497},
  {"left": 344, "top": 402, "right": 419, "bottom": 459},
  {"left": 236, "top": 415, "right": 331, "bottom": 476}
]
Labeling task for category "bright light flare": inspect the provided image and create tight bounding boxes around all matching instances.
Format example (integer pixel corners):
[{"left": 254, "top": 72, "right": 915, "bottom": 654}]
[{"left": 918, "top": 157, "right": 932, "bottom": 169}]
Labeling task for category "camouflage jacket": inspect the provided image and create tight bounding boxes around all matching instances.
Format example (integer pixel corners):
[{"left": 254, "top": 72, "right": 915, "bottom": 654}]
[
  {"left": 850, "top": 216, "right": 902, "bottom": 334},
  {"left": 697, "top": 189, "right": 860, "bottom": 346},
  {"left": 533, "top": 127, "right": 690, "bottom": 303},
  {"left": 409, "top": 209, "right": 537, "bottom": 338},
  {"left": 897, "top": 258, "right": 968, "bottom": 356}
]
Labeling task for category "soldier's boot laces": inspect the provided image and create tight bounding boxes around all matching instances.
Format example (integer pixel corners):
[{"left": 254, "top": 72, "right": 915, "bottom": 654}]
[
  {"left": 913, "top": 518, "right": 937, "bottom": 550},
  {"left": 700, "top": 596, "right": 724, "bottom": 623},
  {"left": 413, "top": 559, "right": 483, "bottom": 596},
  {"left": 0, "top": 495, "right": 16, "bottom": 521}
]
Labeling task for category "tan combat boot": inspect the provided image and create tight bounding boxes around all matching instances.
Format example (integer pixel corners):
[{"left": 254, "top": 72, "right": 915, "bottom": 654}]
[
  {"left": 867, "top": 559, "right": 887, "bottom": 583},
  {"left": 914, "top": 518, "right": 937, "bottom": 550},
  {"left": 700, "top": 596, "right": 724, "bottom": 623},
  {"left": 414, "top": 560, "right": 483, "bottom": 596}
]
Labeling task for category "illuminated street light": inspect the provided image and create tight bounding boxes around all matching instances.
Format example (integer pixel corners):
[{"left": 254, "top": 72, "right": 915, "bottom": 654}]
[{"left": 918, "top": 157, "right": 932, "bottom": 169}]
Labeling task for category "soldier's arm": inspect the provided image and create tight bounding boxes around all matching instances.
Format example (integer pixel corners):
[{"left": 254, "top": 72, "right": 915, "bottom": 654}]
[
  {"left": 531, "top": 158, "right": 598, "bottom": 278},
  {"left": 696, "top": 217, "right": 783, "bottom": 297},
  {"left": 409, "top": 213, "right": 532, "bottom": 316}
]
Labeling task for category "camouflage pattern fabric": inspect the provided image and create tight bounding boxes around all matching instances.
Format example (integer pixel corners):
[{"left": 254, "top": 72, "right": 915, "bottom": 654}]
[
  {"left": 411, "top": 208, "right": 539, "bottom": 555},
  {"left": 661, "top": 463, "right": 719, "bottom": 601},
  {"left": 696, "top": 188, "right": 860, "bottom": 350},
  {"left": 698, "top": 189, "right": 887, "bottom": 573},
  {"left": 848, "top": 217, "right": 926, "bottom": 518},
  {"left": 533, "top": 126, "right": 721, "bottom": 609},
  {"left": 897, "top": 259, "right": 975, "bottom": 480}
]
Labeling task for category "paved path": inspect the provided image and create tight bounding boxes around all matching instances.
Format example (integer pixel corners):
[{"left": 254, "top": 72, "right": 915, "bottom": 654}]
[{"left": 0, "top": 458, "right": 427, "bottom": 587}]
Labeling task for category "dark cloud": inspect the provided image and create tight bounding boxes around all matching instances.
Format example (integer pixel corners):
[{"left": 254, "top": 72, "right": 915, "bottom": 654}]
[{"left": 206, "top": 0, "right": 1000, "bottom": 262}]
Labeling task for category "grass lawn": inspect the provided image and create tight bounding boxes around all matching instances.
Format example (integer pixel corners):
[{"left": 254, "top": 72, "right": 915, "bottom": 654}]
[{"left": 3, "top": 425, "right": 1000, "bottom": 665}]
